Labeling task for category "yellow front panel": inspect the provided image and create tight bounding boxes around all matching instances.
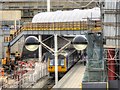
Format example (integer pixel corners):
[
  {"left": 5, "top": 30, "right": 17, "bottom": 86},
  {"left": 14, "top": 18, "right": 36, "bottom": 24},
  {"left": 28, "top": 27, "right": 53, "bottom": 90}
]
[
  {"left": 48, "top": 58, "right": 67, "bottom": 73},
  {"left": 48, "top": 66, "right": 67, "bottom": 72}
]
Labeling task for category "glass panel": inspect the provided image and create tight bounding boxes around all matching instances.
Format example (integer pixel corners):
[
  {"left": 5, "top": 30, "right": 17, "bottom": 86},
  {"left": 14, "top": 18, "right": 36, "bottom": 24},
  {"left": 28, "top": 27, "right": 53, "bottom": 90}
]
[
  {"left": 50, "top": 59, "right": 54, "bottom": 66},
  {"left": 61, "top": 59, "right": 64, "bottom": 66}
]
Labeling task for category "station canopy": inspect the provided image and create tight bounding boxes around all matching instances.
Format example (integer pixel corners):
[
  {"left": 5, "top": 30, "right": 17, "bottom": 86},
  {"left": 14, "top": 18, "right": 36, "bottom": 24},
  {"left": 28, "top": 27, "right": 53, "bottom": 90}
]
[{"left": 32, "top": 7, "right": 100, "bottom": 23}]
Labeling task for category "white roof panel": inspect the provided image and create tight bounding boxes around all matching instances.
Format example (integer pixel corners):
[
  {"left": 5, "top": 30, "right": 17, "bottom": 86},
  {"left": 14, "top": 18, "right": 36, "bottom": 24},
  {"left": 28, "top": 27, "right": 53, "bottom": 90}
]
[{"left": 32, "top": 7, "right": 100, "bottom": 23}]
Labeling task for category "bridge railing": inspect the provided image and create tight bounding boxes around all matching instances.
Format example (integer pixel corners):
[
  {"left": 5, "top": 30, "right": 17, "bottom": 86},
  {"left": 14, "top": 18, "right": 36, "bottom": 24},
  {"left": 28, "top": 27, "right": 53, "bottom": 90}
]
[{"left": 8, "top": 20, "right": 101, "bottom": 43}]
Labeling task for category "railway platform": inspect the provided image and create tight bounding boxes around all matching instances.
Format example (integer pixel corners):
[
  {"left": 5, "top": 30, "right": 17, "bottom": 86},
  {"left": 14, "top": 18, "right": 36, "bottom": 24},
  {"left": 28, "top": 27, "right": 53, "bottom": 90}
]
[{"left": 53, "top": 61, "right": 86, "bottom": 88}]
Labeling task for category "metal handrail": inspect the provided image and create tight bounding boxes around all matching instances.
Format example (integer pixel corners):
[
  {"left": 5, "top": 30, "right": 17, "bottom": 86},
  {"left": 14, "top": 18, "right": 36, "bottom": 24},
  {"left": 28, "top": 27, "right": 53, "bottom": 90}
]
[{"left": 8, "top": 21, "right": 101, "bottom": 43}]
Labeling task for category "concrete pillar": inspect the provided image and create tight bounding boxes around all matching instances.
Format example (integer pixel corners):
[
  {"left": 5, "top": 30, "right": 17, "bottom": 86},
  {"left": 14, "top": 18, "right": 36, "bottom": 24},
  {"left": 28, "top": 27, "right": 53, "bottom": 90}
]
[
  {"left": 0, "top": 30, "right": 3, "bottom": 59},
  {"left": 18, "top": 20, "right": 21, "bottom": 28},
  {"left": 14, "top": 20, "right": 17, "bottom": 31}
]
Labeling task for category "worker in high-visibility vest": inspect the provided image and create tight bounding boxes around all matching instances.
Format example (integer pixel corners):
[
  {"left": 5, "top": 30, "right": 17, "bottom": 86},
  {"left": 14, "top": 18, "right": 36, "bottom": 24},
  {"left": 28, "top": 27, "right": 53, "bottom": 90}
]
[
  {"left": 0, "top": 68, "right": 4, "bottom": 76},
  {"left": 2, "top": 58, "right": 7, "bottom": 66}
]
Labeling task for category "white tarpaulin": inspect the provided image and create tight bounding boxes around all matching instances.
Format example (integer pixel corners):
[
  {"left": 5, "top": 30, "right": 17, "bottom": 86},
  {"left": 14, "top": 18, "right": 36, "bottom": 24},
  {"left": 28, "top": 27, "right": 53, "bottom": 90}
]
[{"left": 32, "top": 7, "right": 100, "bottom": 23}]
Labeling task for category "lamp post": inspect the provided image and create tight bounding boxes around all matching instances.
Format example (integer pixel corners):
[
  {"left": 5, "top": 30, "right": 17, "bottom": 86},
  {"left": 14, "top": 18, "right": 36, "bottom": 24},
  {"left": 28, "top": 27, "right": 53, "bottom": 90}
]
[
  {"left": 25, "top": 35, "right": 88, "bottom": 85},
  {"left": 25, "top": 35, "right": 59, "bottom": 85}
]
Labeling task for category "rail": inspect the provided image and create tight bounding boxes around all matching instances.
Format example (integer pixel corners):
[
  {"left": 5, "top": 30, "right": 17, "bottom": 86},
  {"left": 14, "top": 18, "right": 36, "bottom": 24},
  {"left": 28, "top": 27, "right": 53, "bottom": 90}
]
[{"left": 21, "top": 21, "right": 101, "bottom": 31}]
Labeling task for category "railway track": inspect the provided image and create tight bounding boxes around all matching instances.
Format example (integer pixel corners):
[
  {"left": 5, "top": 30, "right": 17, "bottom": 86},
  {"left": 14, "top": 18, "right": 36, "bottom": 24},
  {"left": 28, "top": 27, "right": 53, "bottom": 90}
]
[
  {"left": 42, "top": 78, "right": 55, "bottom": 89},
  {"left": 42, "top": 61, "right": 81, "bottom": 89}
]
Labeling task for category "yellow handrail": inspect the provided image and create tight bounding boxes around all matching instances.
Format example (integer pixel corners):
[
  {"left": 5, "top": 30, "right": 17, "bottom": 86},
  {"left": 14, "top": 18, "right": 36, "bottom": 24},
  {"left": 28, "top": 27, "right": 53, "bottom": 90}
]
[{"left": 8, "top": 21, "right": 101, "bottom": 42}]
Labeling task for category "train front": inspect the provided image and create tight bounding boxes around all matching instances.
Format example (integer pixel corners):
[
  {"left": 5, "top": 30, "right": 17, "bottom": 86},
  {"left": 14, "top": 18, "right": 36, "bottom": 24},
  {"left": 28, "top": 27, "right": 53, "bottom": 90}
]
[{"left": 48, "top": 52, "right": 67, "bottom": 77}]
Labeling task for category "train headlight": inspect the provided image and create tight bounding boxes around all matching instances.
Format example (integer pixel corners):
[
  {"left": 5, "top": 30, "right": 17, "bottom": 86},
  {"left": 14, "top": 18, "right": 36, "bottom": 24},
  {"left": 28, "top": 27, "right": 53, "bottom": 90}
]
[
  {"left": 25, "top": 36, "right": 39, "bottom": 51},
  {"left": 72, "top": 35, "right": 88, "bottom": 50}
]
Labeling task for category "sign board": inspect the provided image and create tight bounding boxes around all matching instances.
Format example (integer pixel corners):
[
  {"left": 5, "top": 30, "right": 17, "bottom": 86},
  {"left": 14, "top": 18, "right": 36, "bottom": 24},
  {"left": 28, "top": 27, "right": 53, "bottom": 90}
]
[{"left": 0, "top": 10, "right": 21, "bottom": 21}]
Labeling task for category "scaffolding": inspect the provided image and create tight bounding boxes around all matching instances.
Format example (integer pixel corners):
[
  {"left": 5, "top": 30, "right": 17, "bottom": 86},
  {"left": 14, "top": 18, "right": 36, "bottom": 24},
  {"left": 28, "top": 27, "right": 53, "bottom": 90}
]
[
  {"left": 104, "top": 48, "right": 120, "bottom": 80},
  {"left": 101, "top": 0, "right": 120, "bottom": 81}
]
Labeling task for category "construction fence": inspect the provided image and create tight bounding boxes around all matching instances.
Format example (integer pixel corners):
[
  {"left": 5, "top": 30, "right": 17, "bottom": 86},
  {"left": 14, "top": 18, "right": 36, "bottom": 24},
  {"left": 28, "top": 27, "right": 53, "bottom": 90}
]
[{"left": 0, "top": 62, "right": 48, "bottom": 89}]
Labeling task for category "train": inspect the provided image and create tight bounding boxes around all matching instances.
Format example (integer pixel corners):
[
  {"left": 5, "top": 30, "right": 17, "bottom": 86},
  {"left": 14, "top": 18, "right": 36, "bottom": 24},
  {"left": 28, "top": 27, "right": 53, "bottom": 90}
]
[{"left": 47, "top": 48, "right": 80, "bottom": 77}]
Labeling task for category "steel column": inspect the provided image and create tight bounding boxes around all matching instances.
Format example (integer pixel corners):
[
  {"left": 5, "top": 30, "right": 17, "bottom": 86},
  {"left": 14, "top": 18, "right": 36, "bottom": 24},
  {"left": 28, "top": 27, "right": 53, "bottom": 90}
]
[
  {"left": 47, "top": 0, "right": 50, "bottom": 12},
  {"left": 54, "top": 34, "right": 58, "bottom": 85},
  {"left": 39, "top": 35, "right": 42, "bottom": 62}
]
